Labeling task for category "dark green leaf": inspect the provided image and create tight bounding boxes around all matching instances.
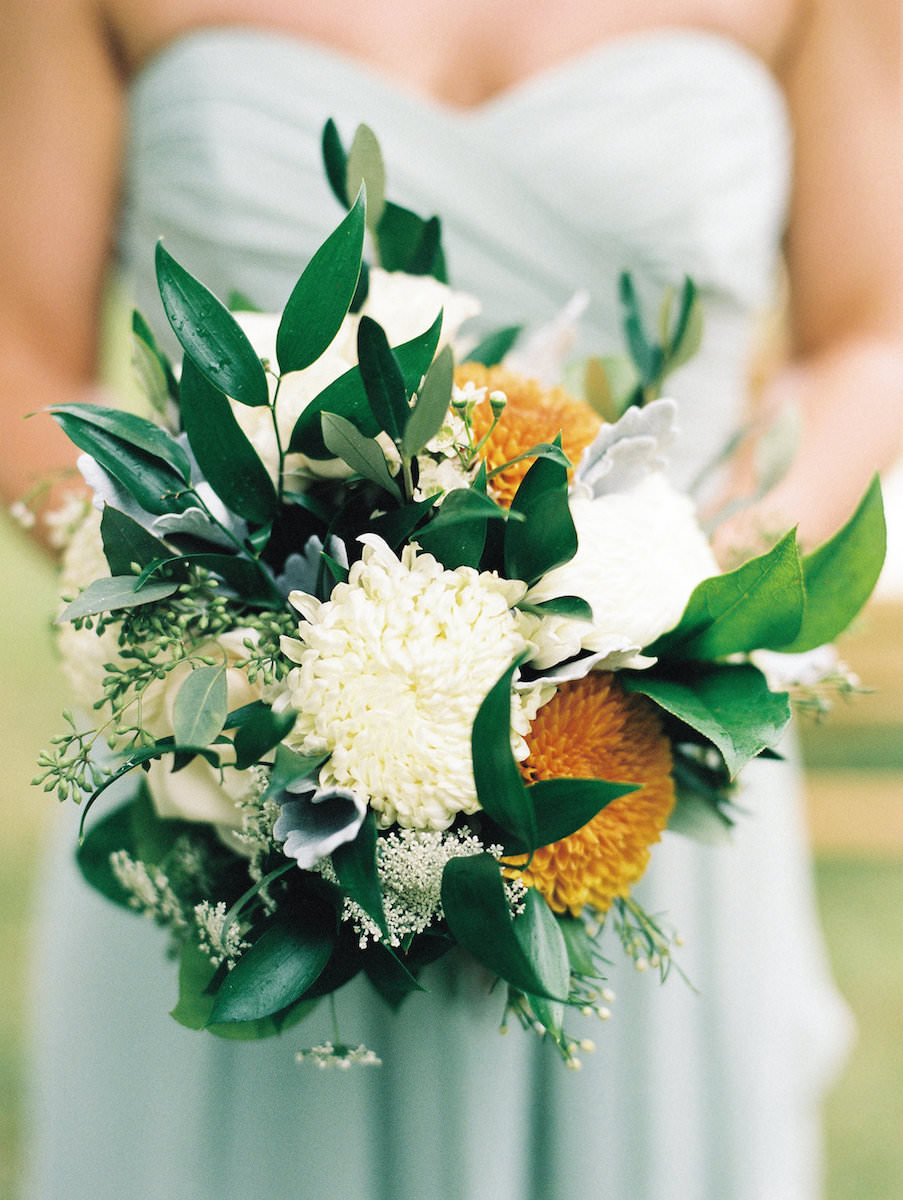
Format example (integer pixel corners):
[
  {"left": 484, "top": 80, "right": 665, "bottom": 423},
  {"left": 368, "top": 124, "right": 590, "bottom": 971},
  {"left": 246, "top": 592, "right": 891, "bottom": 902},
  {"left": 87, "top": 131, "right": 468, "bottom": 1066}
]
[
  {"left": 558, "top": 915, "right": 602, "bottom": 979},
  {"left": 357, "top": 316, "right": 409, "bottom": 443},
  {"left": 321, "top": 411, "right": 402, "bottom": 500},
  {"left": 466, "top": 326, "right": 521, "bottom": 367},
  {"left": 179, "top": 357, "right": 277, "bottom": 525},
  {"left": 623, "top": 663, "right": 791, "bottom": 778},
  {"left": 58, "top": 575, "right": 179, "bottom": 622},
  {"left": 504, "top": 447, "right": 577, "bottom": 586},
  {"left": 487, "top": 442, "right": 572, "bottom": 478},
  {"left": 276, "top": 191, "right": 365, "bottom": 373},
  {"left": 369, "top": 495, "right": 437, "bottom": 549},
  {"left": 471, "top": 656, "right": 537, "bottom": 849},
  {"left": 49, "top": 409, "right": 190, "bottom": 516},
  {"left": 376, "top": 201, "right": 447, "bottom": 281},
  {"left": 504, "top": 777, "right": 638, "bottom": 855},
  {"left": 440, "top": 854, "right": 568, "bottom": 1000},
  {"left": 76, "top": 782, "right": 166, "bottom": 906},
  {"left": 650, "top": 531, "right": 805, "bottom": 660},
  {"left": 517, "top": 595, "right": 593, "bottom": 620},
  {"left": 100, "top": 507, "right": 182, "bottom": 577},
  {"left": 514, "top": 888, "right": 570, "bottom": 1038},
  {"left": 187, "top": 553, "right": 282, "bottom": 607},
  {"left": 332, "top": 811, "right": 389, "bottom": 938},
  {"left": 48, "top": 402, "right": 191, "bottom": 481},
  {"left": 172, "top": 664, "right": 228, "bottom": 749},
  {"left": 363, "top": 943, "right": 428, "bottom": 1008},
  {"left": 289, "top": 313, "right": 443, "bottom": 459},
  {"left": 232, "top": 705, "right": 298, "bottom": 771},
  {"left": 619, "top": 271, "right": 664, "bottom": 385},
  {"left": 321, "top": 118, "right": 349, "bottom": 205},
  {"left": 780, "top": 474, "right": 886, "bottom": 652},
  {"left": 132, "top": 309, "right": 179, "bottom": 400},
  {"left": 401, "top": 344, "right": 454, "bottom": 458},
  {"left": 208, "top": 900, "right": 337, "bottom": 1023},
  {"left": 155, "top": 242, "right": 269, "bottom": 408}
]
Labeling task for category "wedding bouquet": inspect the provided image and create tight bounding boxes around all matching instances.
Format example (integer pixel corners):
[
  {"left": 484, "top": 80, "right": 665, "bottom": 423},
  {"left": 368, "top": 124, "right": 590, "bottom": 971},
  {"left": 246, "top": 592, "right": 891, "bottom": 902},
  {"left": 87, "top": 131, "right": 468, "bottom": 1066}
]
[{"left": 37, "top": 123, "right": 885, "bottom": 1066}]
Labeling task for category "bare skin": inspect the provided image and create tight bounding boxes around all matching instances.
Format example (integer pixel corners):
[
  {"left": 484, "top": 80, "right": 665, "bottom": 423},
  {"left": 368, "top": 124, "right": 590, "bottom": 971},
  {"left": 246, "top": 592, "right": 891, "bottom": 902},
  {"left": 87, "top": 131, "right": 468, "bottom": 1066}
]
[{"left": 1, "top": 0, "right": 901, "bottom": 549}]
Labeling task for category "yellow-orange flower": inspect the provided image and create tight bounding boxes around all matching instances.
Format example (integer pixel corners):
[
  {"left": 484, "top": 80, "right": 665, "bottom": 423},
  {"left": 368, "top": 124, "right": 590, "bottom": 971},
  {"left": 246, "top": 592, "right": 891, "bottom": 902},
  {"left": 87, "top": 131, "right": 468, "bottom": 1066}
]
[
  {"left": 455, "top": 364, "right": 602, "bottom": 507},
  {"left": 509, "top": 673, "right": 675, "bottom": 916}
]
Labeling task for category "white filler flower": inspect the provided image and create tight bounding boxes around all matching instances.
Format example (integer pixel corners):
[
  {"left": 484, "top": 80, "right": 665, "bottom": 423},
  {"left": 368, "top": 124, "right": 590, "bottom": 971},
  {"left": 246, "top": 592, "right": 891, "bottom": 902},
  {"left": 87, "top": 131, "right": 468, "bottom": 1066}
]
[
  {"left": 527, "top": 473, "right": 719, "bottom": 665},
  {"left": 280, "top": 535, "right": 542, "bottom": 830}
]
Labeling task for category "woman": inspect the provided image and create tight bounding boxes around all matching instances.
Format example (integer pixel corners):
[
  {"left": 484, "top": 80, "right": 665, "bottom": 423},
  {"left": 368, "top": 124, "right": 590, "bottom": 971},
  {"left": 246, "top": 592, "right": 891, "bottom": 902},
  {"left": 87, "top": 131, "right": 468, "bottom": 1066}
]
[{"left": 3, "top": 1, "right": 902, "bottom": 1197}]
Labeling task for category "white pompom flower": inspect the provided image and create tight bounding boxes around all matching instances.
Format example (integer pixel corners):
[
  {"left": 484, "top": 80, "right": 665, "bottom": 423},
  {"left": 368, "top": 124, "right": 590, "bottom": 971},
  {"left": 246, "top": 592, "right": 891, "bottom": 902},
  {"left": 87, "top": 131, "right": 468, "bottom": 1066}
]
[
  {"left": 526, "top": 472, "right": 719, "bottom": 668},
  {"left": 279, "top": 535, "right": 546, "bottom": 830}
]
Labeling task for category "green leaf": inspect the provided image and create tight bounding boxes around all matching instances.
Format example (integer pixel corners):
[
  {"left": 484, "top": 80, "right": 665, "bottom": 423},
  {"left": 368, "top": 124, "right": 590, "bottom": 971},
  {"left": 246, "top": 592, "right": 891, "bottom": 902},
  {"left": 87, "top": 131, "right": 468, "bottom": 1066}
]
[
  {"left": 619, "top": 272, "right": 664, "bottom": 386},
  {"left": 504, "top": 446, "right": 577, "bottom": 586},
  {"left": 487, "top": 442, "right": 572, "bottom": 478},
  {"left": 363, "top": 943, "right": 429, "bottom": 1008},
  {"left": 186, "top": 553, "right": 282, "bottom": 607},
  {"left": 179, "top": 357, "right": 278, "bottom": 525},
  {"left": 172, "top": 664, "right": 228, "bottom": 749},
  {"left": 471, "top": 656, "right": 537, "bottom": 849},
  {"left": 558, "top": 915, "right": 601, "bottom": 979},
  {"left": 155, "top": 242, "right": 269, "bottom": 408},
  {"left": 262, "top": 744, "right": 328, "bottom": 803},
  {"left": 321, "top": 118, "right": 349, "bottom": 205},
  {"left": 208, "top": 899, "right": 337, "bottom": 1024},
  {"left": 332, "top": 811, "right": 389, "bottom": 939},
  {"left": 779, "top": 475, "right": 886, "bottom": 652},
  {"left": 376, "top": 201, "right": 447, "bottom": 280},
  {"left": 440, "top": 854, "right": 568, "bottom": 1001},
  {"left": 623, "top": 663, "right": 791, "bottom": 778},
  {"left": 171, "top": 942, "right": 318, "bottom": 1038},
  {"left": 664, "top": 278, "right": 703, "bottom": 372},
  {"left": 132, "top": 309, "right": 179, "bottom": 401},
  {"left": 132, "top": 332, "right": 174, "bottom": 415},
  {"left": 48, "top": 402, "right": 191, "bottom": 481},
  {"left": 357, "top": 316, "right": 409, "bottom": 443},
  {"left": 369, "top": 495, "right": 437, "bottom": 549},
  {"left": 346, "top": 124, "right": 386, "bottom": 230},
  {"left": 58, "top": 575, "right": 179, "bottom": 621},
  {"left": 514, "top": 888, "right": 570, "bottom": 1038},
  {"left": 320, "top": 411, "right": 402, "bottom": 500},
  {"left": 650, "top": 531, "right": 805, "bottom": 660},
  {"left": 100, "top": 507, "right": 182, "bottom": 578},
  {"left": 232, "top": 704, "right": 298, "bottom": 771},
  {"left": 49, "top": 407, "right": 190, "bottom": 516},
  {"left": 276, "top": 191, "right": 365, "bottom": 373},
  {"left": 466, "top": 326, "right": 521, "bottom": 367},
  {"left": 289, "top": 313, "right": 443, "bottom": 459},
  {"left": 401, "top": 344, "right": 454, "bottom": 458},
  {"left": 517, "top": 595, "right": 593, "bottom": 621},
  {"left": 504, "top": 778, "right": 638, "bottom": 855}
]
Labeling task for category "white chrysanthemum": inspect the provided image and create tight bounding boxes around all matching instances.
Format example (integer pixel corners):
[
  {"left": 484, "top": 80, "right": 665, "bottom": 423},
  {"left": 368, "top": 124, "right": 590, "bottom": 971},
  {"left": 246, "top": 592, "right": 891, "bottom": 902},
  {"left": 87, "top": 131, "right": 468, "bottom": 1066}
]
[
  {"left": 280, "top": 535, "right": 544, "bottom": 829},
  {"left": 526, "top": 473, "right": 720, "bottom": 666}
]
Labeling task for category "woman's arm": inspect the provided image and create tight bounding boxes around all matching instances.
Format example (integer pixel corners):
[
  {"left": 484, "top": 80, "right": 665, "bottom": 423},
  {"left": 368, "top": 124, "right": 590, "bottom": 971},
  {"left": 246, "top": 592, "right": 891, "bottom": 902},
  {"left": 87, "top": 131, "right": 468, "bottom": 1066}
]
[
  {"left": 0, "top": 0, "right": 125, "bottom": 532},
  {"left": 719, "top": 0, "right": 903, "bottom": 556}
]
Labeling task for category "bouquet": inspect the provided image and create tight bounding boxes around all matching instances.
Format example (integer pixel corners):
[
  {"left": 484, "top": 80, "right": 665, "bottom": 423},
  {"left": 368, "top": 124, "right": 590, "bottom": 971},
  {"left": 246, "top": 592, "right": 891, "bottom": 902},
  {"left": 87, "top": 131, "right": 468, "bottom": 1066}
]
[{"left": 37, "top": 123, "right": 886, "bottom": 1067}]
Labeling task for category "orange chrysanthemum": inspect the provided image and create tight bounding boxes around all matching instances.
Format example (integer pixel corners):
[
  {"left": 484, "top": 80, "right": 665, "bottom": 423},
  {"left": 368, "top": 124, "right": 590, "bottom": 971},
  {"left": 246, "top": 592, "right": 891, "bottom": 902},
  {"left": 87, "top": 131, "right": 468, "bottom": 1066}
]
[
  {"left": 507, "top": 673, "right": 675, "bottom": 916},
  {"left": 455, "top": 363, "right": 602, "bottom": 507}
]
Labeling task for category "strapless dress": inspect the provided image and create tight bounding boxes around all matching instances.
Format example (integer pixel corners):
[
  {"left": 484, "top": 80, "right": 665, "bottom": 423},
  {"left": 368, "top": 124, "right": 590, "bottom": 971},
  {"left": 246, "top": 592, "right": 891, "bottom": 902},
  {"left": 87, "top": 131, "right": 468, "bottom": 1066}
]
[{"left": 25, "top": 27, "right": 851, "bottom": 1200}]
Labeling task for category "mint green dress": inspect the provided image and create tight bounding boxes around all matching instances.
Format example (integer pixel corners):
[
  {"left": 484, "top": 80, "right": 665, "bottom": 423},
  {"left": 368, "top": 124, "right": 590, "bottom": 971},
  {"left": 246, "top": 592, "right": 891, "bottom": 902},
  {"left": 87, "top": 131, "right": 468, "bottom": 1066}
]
[{"left": 26, "top": 28, "right": 851, "bottom": 1200}]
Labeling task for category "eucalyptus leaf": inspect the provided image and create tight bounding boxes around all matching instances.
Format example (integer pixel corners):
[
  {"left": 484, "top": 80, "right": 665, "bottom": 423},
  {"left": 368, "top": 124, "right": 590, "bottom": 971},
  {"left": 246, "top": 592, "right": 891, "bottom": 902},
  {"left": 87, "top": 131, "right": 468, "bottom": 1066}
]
[
  {"left": 401, "top": 344, "right": 454, "bottom": 458},
  {"left": 779, "top": 474, "right": 886, "bottom": 653},
  {"left": 650, "top": 531, "right": 805, "bottom": 660},
  {"left": 440, "top": 854, "right": 569, "bottom": 1001},
  {"left": 504, "top": 447, "right": 577, "bottom": 586},
  {"left": 155, "top": 242, "right": 269, "bottom": 408},
  {"left": 179, "top": 357, "right": 278, "bottom": 525},
  {"left": 58, "top": 575, "right": 180, "bottom": 622},
  {"left": 172, "top": 664, "right": 228, "bottom": 749},
  {"left": 275, "top": 190, "right": 365, "bottom": 373},
  {"left": 321, "top": 411, "right": 402, "bottom": 500},
  {"left": 623, "top": 663, "right": 791, "bottom": 778},
  {"left": 208, "top": 899, "right": 337, "bottom": 1024}
]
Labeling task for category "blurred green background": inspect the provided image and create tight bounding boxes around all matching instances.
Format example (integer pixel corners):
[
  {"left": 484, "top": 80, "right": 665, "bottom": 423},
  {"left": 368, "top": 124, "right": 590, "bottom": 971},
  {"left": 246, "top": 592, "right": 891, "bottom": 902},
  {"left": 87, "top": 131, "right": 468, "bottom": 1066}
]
[{"left": 2, "top": 510, "right": 901, "bottom": 1200}]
